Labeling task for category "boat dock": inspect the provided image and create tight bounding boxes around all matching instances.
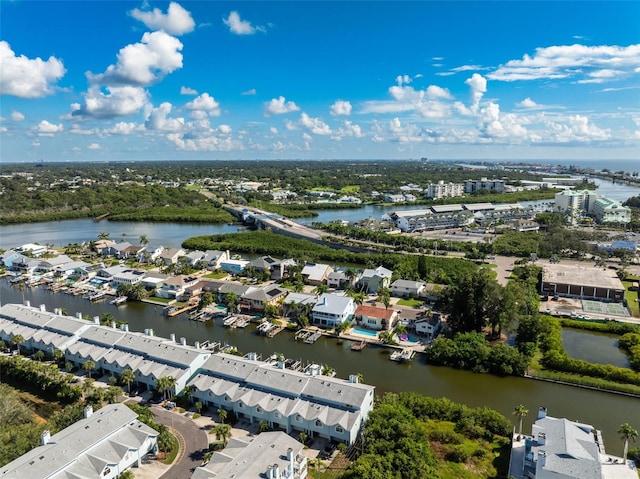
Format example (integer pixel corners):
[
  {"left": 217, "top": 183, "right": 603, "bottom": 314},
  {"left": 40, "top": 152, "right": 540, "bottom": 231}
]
[
  {"left": 88, "top": 291, "right": 106, "bottom": 302},
  {"left": 304, "top": 332, "right": 322, "bottom": 344},
  {"left": 235, "top": 317, "right": 251, "bottom": 328},
  {"left": 351, "top": 340, "right": 367, "bottom": 351},
  {"left": 389, "top": 348, "right": 416, "bottom": 362},
  {"left": 223, "top": 315, "right": 237, "bottom": 327},
  {"left": 165, "top": 304, "right": 197, "bottom": 317}
]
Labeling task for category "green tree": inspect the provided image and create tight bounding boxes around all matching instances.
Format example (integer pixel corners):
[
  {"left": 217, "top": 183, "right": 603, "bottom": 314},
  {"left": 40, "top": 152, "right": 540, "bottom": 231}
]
[
  {"left": 33, "top": 350, "right": 45, "bottom": 362},
  {"left": 157, "top": 376, "right": 176, "bottom": 401},
  {"left": 11, "top": 335, "right": 24, "bottom": 355},
  {"left": 619, "top": 423, "right": 638, "bottom": 460},
  {"left": 313, "top": 284, "right": 329, "bottom": 295},
  {"left": 258, "top": 420, "right": 271, "bottom": 433},
  {"left": 120, "top": 368, "right": 135, "bottom": 393},
  {"left": 139, "top": 234, "right": 149, "bottom": 246},
  {"left": 215, "top": 423, "right": 232, "bottom": 445},
  {"left": 513, "top": 404, "right": 528, "bottom": 435},
  {"left": 195, "top": 401, "right": 203, "bottom": 414},
  {"left": 217, "top": 408, "right": 228, "bottom": 424},
  {"left": 82, "top": 359, "right": 95, "bottom": 378},
  {"left": 224, "top": 292, "right": 238, "bottom": 313},
  {"left": 198, "top": 291, "right": 215, "bottom": 310}
]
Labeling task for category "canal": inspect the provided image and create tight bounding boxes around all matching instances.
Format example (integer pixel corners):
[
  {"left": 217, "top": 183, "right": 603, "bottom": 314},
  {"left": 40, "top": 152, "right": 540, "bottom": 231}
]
[{"left": 1, "top": 279, "right": 638, "bottom": 452}]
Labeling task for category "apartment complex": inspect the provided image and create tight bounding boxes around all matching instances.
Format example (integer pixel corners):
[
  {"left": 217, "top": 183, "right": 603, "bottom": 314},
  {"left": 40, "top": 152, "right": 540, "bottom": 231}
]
[{"left": 555, "top": 190, "right": 631, "bottom": 224}]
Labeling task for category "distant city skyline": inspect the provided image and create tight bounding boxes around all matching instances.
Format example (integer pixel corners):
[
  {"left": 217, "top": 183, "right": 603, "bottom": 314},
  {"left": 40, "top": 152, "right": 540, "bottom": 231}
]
[{"left": 1, "top": 1, "right": 639, "bottom": 162}]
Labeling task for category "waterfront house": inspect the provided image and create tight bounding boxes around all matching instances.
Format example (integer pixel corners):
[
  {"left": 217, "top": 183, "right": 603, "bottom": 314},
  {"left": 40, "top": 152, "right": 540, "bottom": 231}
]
[
  {"left": 17, "top": 243, "right": 48, "bottom": 257},
  {"left": 311, "top": 293, "right": 355, "bottom": 327},
  {"left": 36, "top": 254, "right": 74, "bottom": 273},
  {"left": 202, "top": 249, "right": 229, "bottom": 270},
  {"left": 301, "top": 263, "right": 334, "bottom": 286},
  {"left": 159, "top": 248, "right": 186, "bottom": 265},
  {"left": 93, "top": 239, "right": 117, "bottom": 255},
  {"left": 249, "top": 255, "right": 280, "bottom": 275},
  {"left": 355, "top": 304, "right": 398, "bottom": 331},
  {"left": 327, "top": 270, "right": 357, "bottom": 290},
  {"left": 270, "top": 258, "right": 297, "bottom": 281},
  {"left": 54, "top": 260, "right": 93, "bottom": 280},
  {"left": 239, "top": 284, "right": 287, "bottom": 313},
  {"left": 219, "top": 258, "right": 250, "bottom": 275},
  {"left": 358, "top": 266, "right": 393, "bottom": 294},
  {"left": 157, "top": 275, "right": 200, "bottom": 300},
  {"left": 0, "top": 249, "right": 27, "bottom": 269},
  {"left": 184, "top": 250, "right": 207, "bottom": 266},
  {"left": 383, "top": 193, "right": 406, "bottom": 203},
  {"left": 508, "top": 407, "right": 638, "bottom": 479},
  {"left": 282, "top": 292, "right": 318, "bottom": 319},
  {"left": 187, "top": 353, "right": 375, "bottom": 445},
  {"left": 217, "top": 283, "right": 254, "bottom": 305},
  {"left": 414, "top": 313, "right": 442, "bottom": 339},
  {"left": 191, "top": 431, "right": 307, "bottom": 479},
  {"left": 100, "top": 265, "right": 145, "bottom": 287},
  {"left": 0, "top": 404, "right": 158, "bottom": 479},
  {"left": 390, "top": 279, "right": 426, "bottom": 298},
  {"left": 139, "top": 272, "right": 169, "bottom": 292}
]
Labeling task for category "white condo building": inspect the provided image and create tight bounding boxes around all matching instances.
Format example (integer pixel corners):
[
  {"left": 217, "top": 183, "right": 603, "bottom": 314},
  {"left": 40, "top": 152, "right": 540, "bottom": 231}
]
[
  {"left": 425, "top": 181, "right": 464, "bottom": 199},
  {"left": 555, "top": 190, "right": 631, "bottom": 224},
  {"left": 0, "top": 404, "right": 158, "bottom": 479}
]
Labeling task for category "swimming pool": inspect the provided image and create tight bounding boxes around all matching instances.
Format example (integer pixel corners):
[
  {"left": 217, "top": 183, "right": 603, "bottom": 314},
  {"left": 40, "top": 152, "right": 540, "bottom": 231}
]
[{"left": 351, "top": 327, "right": 379, "bottom": 338}]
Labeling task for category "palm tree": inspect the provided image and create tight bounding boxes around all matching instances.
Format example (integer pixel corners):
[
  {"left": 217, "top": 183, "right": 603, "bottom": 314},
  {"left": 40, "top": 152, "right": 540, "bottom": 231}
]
[
  {"left": 217, "top": 408, "right": 228, "bottom": 424},
  {"left": 349, "top": 291, "right": 366, "bottom": 306},
  {"left": 139, "top": 234, "right": 149, "bottom": 246},
  {"left": 17, "top": 282, "right": 25, "bottom": 305},
  {"left": 120, "top": 368, "right": 135, "bottom": 393},
  {"left": 195, "top": 401, "right": 203, "bottom": 414},
  {"left": 214, "top": 423, "right": 232, "bottom": 445},
  {"left": 83, "top": 359, "right": 95, "bottom": 378},
  {"left": 105, "top": 385, "right": 123, "bottom": 404},
  {"left": 33, "top": 350, "right": 45, "bottom": 362},
  {"left": 258, "top": 420, "right": 271, "bottom": 433},
  {"left": 52, "top": 349, "right": 64, "bottom": 365},
  {"left": 298, "top": 431, "right": 308, "bottom": 445},
  {"left": 513, "top": 404, "right": 529, "bottom": 435},
  {"left": 157, "top": 376, "right": 176, "bottom": 401},
  {"left": 313, "top": 284, "right": 329, "bottom": 295},
  {"left": 11, "top": 335, "right": 24, "bottom": 355},
  {"left": 98, "top": 232, "right": 110, "bottom": 240},
  {"left": 619, "top": 423, "right": 638, "bottom": 460}
]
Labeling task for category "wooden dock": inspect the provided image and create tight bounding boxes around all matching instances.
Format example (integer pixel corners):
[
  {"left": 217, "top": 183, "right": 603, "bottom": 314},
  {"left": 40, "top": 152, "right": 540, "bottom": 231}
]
[
  {"left": 304, "top": 332, "right": 322, "bottom": 344},
  {"left": 351, "top": 340, "right": 367, "bottom": 351},
  {"left": 166, "top": 304, "right": 197, "bottom": 317},
  {"left": 390, "top": 348, "right": 416, "bottom": 362},
  {"left": 266, "top": 325, "right": 284, "bottom": 338}
]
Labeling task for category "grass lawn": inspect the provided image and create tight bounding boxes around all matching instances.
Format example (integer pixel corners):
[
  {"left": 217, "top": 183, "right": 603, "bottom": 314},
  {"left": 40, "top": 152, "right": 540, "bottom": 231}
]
[
  {"left": 148, "top": 296, "right": 172, "bottom": 304},
  {"left": 622, "top": 280, "right": 640, "bottom": 317},
  {"left": 205, "top": 271, "right": 229, "bottom": 279},
  {"left": 340, "top": 185, "right": 360, "bottom": 194},
  {"left": 397, "top": 298, "right": 424, "bottom": 308}
]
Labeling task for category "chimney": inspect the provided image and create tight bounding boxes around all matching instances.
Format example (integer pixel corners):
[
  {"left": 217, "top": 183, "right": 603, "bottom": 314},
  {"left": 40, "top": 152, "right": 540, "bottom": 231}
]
[
  {"left": 277, "top": 360, "right": 285, "bottom": 369},
  {"left": 537, "top": 432, "right": 546, "bottom": 446},
  {"left": 170, "top": 333, "right": 176, "bottom": 342},
  {"left": 147, "top": 328, "right": 154, "bottom": 336},
  {"left": 84, "top": 405, "right": 93, "bottom": 418},
  {"left": 273, "top": 464, "right": 280, "bottom": 479},
  {"left": 76, "top": 312, "right": 83, "bottom": 319},
  {"left": 538, "top": 450, "right": 547, "bottom": 468},
  {"left": 247, "top": 352, "right": 257, "bottom": 361},
  {"left": 25, "top": 300, "right": 31, "bottom": 307},
  {"left": 40, "top": 304, "right": 46, "bottom": 312},
  {"left": 111, "top": 321, "right": 116, "bottom": 329},
  {"left": 54, "top": 308, "right": 60, "bottom": 315},
  {"left": 194, "top": 341, "right": 200, "bottom": 349},
  {"left": 349, "top": 374, "right": 359, "bottom": 384},
  {"left": 287, "top": 447, "right": 293, "bottom": 461},
  {"left": 537, "top": 407, "right": 547, "bottom": 420},
  {"left": 120, "top": 324, "right": 129, "bottom": 332},
  {"left": 40, "top": 430, "right": 51, "bottom": 446},
  {"left": 266, "top": 466, "right": 273, "bottom": 479},
  {"left": 180, "top": 337, "right": 187, "bottom": 346}
]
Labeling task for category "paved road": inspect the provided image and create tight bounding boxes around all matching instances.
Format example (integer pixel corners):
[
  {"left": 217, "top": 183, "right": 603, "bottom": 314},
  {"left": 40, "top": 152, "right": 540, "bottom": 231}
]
[{"left": 152, "top": 406, "right": 208, "bottom": 479}]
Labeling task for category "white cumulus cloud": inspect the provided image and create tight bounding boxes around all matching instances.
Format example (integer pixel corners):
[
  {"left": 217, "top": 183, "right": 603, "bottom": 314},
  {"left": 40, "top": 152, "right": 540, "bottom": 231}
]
[
  {"left": 87, "top": 143, "right": 101, "bottom": 150},
  {"left": 11, "top": 110, "right": 25, "bottom": 121},
  {"left": 330, "top": 100, "right": 352, "bottom": 116},
  {"left": 241, "top": 88, "right": 257, "bottom": 96},
  {"left": 223, "top": 11, "right": 265, "bottom": 35},
  {"left": 488, "top": 43, "right": 640, "bottom": 82},
  {"left": 185, "top": 93, "right": 220, "bottom": 116},
  {"left": 34, "top": 120, "right": 63, "bottom": 136},
  {"left": 518, "top": 98, "right": 539, "bottom": 108},
  {"left": 180, "top": 86, "right": 198, "bottom": 95},
  {"left": 265, "top": 96, "right": 300, "bottom": 115},
  {"left": 145, "top": 102, "right": 185, "bottom": 131},
  {"left": 107, "top": 122, "right": 138, "bottom": 135},
  {"left": 299, "top": 113, "right": 332, "bottom": 135},
  {"left": 0, "top": 41, "right": 66, "bottom": 98},
  {"left": 72, "top": 85, "right": 149, "bottom": 119},
  {"left": 89, "top": 31, "right": 184, "bottom": 86},
  {"left": 130, "top": 2, "right": 195, "bottom": 36}
]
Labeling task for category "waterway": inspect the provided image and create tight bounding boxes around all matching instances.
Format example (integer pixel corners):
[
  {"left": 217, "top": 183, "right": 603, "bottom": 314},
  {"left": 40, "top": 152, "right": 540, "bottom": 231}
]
[
  {"left": 1, "top": 279, "right": 637, "bottom": 451},
  {"left": 1, "top": 178, "right": 639, "bottom": 250}
]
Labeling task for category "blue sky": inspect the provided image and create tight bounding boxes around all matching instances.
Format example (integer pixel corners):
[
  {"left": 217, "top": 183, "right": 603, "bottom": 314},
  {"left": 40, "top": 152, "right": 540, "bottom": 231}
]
[{"left": 1, "top": 1, "right": 639, "bottom": 163}]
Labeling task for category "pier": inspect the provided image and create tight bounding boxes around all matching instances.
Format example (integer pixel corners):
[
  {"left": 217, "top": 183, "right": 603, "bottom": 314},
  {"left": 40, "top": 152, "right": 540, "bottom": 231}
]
[
  {"left": 164, "top": 304, "right": 198, "bottom": 317},
  {"left": 389, "top": 348, "right": 416, "bottom": 362},
  {"left": 304, "top": 332, "right": 322, "bottom": 344},
  {"left": 351, "top": 340, "right": 367, "bottom": 351}
]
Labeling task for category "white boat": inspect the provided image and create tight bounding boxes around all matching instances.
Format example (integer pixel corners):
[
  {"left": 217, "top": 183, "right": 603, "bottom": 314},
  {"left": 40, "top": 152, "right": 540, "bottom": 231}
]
[{"left": 110, "top": 296, "right": 127, "bottom": 305}]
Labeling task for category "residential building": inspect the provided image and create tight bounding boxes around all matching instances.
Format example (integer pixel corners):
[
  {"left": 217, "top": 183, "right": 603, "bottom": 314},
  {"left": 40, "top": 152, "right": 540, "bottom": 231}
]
[
  {"left": 240, "top": 284, "right": 287, "bottom": 312},
  {"left": 390, "top": 279, "right": 426, "bottom": 298},
  {"left": 110, "top": 268, "right": 146, "bottom": 287},
  {"left": 158, "top": 248, "right": 186, "bottom": 265},
  {"left": 508, "top": 407, "right": 638, "bottom": 479},
  {"left": 355, "top": 304, "right": 398, "bottom": 331},
  {"left": 281, "top": 292, "right": 318, "bottom": 319},
  {"left": 327, "top": 270, "right": 350, "bottom": 289},
  {"left": 188, "top": 353, "right": 375, "bottom": 445},
  {"left": 555, "top": 190, "right": 631, "bottom": 225},
  {"left": 270, "top": 258, "right": 297, "bottom": 281},
  {"left": 425, "top": 181, "right": 464, "bottom": 200},
  {"left": 301, "top": 263, "right": 334, "bottom": 286},
  {"left": 17, "top": 243, "right": 48, "bottom": 257},
  {"left": 0, "top": 249, "right": 28, "bottom": 269},
  {"left": 382, "top": 206, "right": 474, "bottom": 232},
  {"left": 464, "top": 177, "right": 505, "bottom": 194},
  {"left": 157, "top": 275, "right": 200, "bottom": 300},
  {"left": 414, "top": 313, "right": 443, "bottom": 340},
  {"left": 219, "top": 258, "right": 250, "bottom": 275},
  {"left": 358, "top": 266, "right": 393, "bottom": 294},
  {"left": 249, "top": 255, "right": 280, "bottom": 275},
  {"left": 383, "top": 193, "right": 406, "bottom": 203},
  {"left": 202, "top": 250, "right": 229, "bottom": 270},
  {"left": 184, "top": 250, "right": 206, "bottom": 266},
  {"left": 0, "top": 404, "right": 158, "bottom": 479},
  {"left": 311, "top": 293, "right": 356, "bottom": 327},
  {"left": 191, "top": 432, "right": 307, "bottom": 479},
  {"left": 35, "top": 254, "right": 74, "bottom": 273},
  {"left": 53, "top": 260, "right": 93, "bottom": 279}
]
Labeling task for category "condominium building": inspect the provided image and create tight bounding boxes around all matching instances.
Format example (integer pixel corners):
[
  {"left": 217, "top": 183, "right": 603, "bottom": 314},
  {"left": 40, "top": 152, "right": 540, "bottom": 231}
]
[
  {"left": 464, "top": 178, "right": 505, "bottom": 194},
  {"left": 554, "top": 190, "right": 631, "bottom": 224},
  {"left": 425, "top": 180, "right": 464, "bottom": 199}
]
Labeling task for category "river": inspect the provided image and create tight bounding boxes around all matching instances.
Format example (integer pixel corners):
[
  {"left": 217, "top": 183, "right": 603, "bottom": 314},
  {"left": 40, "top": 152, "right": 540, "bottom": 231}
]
[
  {"left": 2, "top": 177, "right": 638, "bottom": 250},
  {"left": 1, "top": 279, "right": 637, "bottom": 451}
]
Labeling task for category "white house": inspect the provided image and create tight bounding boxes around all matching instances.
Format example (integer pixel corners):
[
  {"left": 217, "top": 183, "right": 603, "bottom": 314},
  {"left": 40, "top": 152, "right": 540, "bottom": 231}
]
[
  {"left": 311, "top": 293, "right": 355, "bottom": 327},
  {"left": 509, "top": 407, "right": 638, "bottom": 479},
  {"left": 191, "top": 432, "right": 307, "bottom": 479},
  {"left": 355, "top": 304, "right": 398, "bottom": 331},
  {"left": 390, "top": 279, "right": 426, "bottom": 298},
  {"left": 0, "top": 404, "right": 158, "bottom": 479}
]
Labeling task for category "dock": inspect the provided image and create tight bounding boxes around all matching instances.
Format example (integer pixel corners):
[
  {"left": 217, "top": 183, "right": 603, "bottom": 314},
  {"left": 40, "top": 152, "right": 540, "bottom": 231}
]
[
  {"left": 88, "top": 291, "right": 106, "bottom": 302},
  {"left": 304, "top": 332, "right": 322, "bottom": 344},
  {"left": 235, "top": 317, "right": 251, "bottom": 328},
  {"left": 223, "top": 315, "right": 237, "bottom": 327},
  {"left": 295, "top": 329, "right": 313, "bottom": 341},
  {"left": 351, "top": 340, "right": 367, "bottom": 351},
  {"left": 266, "top": 325, "right": 284, "bottom": 337},
  {"left": 390, "top": 348, "right": 416, "bottom": 362},
  {"left": 165, "top": 304, "right": 197, "bottom": 317}
]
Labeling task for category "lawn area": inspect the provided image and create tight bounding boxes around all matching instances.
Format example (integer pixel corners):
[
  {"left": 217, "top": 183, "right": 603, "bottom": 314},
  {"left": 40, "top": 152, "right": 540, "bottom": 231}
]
[
  {"left": 148, "top": 296, "right": 172, "bottom": 304},
  {"left": 397, "top": 298, "right": 424, "bottom": 308},
  {"left": 622, "top": 280, "right": 640, "bottom": 317},
  {"left": 205, "top": 271, "right": 229, "bottom": 279},
  {"left": 340, "top": 185, "right": 360, "bottom": 194}
]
